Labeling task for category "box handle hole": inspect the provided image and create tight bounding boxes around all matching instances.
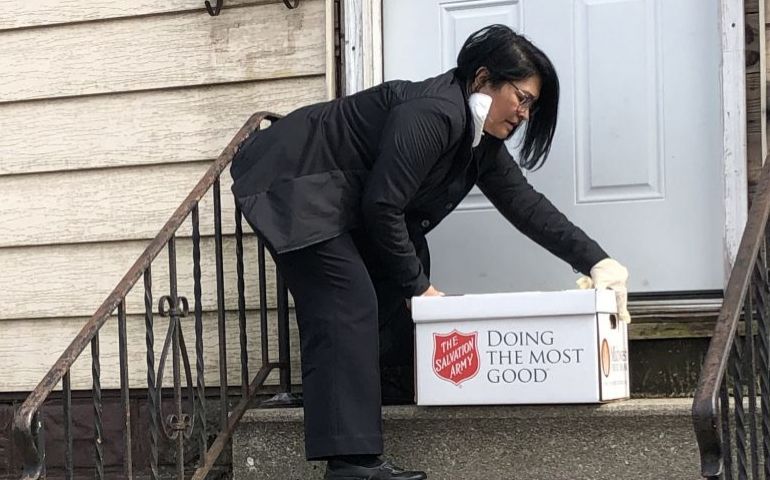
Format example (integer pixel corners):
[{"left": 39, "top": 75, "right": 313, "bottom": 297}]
[{"left": 609, "top": 314, "right": 618, "bottom": 329}]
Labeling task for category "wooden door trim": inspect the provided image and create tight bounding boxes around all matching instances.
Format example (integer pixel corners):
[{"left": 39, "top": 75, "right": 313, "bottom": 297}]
[
  {"left": 721, "top": 0, "right": 750, "bottom": 284},
  {"left": 340, "top": 0, "right": 382, "bottom": 94}
]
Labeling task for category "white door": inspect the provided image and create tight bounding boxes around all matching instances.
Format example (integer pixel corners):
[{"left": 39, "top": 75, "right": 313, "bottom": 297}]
[{"left": 383, "top": 0, "right": 723, "bottom": 294}]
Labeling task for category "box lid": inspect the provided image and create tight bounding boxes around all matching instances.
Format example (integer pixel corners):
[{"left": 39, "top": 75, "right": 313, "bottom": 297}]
[{"left": 412, "top": 289, "right": 617, "bottom": 324}]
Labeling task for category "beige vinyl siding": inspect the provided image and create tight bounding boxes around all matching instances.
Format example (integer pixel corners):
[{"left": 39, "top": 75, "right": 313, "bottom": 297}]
[
  {"left": 0, "top": 76, "right": 326, "bottom": 176},
  {"left": 3, "top": 0, "right": 274, "bottom": 30},
  {"left": 0, "top": 311, "right": 301, "bottom": 392},
  {"left": 0, "top": 0, "right": 331, "bottom": 392},
  {"left": 0, "top": 165, "right": 247, "bottom": 247},
  {"left": 0, "top": 236, "right": 282, "bottom": 320},
  {"left": 0, "top": 2, "right": 325, "bottom": 102}
]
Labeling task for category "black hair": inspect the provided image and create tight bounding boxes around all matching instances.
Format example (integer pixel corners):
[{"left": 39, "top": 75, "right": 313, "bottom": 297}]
[{"left": 456, "top": 24, "right": 559, "bottom": 170}]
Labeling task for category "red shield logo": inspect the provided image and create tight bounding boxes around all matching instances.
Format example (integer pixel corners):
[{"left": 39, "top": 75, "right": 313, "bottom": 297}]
[{"left": 432, "top": 330, "right": 480, "bottom": 386}]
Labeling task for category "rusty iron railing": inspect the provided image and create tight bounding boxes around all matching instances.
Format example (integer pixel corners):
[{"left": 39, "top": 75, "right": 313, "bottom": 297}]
[
  {"left": 12, "top": 112, "right": 300, "bottom": 479},
  {"left": 693, "top": 160, "right": 770, "bottom": 479}
]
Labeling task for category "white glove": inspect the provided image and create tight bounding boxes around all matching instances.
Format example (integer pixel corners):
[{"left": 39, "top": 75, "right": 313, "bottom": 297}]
[{"left": 576, "top": 258, "right": 631, "bottom": 324}]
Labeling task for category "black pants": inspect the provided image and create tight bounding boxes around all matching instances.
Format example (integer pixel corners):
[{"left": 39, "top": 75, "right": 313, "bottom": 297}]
[{"left": 274, "top": 229, "right": 428, "bottom": 460}]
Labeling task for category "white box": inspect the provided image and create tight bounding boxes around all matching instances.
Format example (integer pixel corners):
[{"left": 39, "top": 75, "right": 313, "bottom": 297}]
[{"left": 411, "top": 289, "right": 630, "bottom": 405}]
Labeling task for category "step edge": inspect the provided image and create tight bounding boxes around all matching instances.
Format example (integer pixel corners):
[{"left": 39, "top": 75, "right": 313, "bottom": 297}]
[{"left": 239, "top": 398, "right": 695, "bottom": 424}]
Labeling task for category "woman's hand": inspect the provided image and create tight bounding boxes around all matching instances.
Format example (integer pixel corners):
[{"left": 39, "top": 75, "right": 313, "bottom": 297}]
[
  {"left": 420, "top": 284, "right": 445, "bottom": 296},
  {"left": 577, "top": 258, "right": 631, "bottom": 324},
  {"left": 406, "top": 284, "right": 445, "bottom": 310}
]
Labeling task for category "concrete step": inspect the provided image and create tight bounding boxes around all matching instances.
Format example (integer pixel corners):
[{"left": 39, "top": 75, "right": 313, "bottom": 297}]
[{"left": 232, "top": 399, "right": 701, "bottom": 480}]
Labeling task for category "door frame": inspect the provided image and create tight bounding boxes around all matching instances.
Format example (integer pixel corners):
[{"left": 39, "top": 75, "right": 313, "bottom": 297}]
[
  {"left": 341, "top": 0, "right": 748, "bottom": 288},
  {"left": 341, "top": 0, "right": 383, "bottom": 92}
]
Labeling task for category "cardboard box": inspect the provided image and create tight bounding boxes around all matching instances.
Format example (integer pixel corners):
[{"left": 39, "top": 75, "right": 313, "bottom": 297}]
[{"left": 411, "top": 289, "right": 630, "bottom": 405}]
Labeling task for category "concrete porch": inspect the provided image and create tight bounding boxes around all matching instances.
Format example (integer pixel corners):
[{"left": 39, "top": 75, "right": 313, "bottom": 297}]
[{"left": 233, "top": 399, "right": 700, "bottom": 480}]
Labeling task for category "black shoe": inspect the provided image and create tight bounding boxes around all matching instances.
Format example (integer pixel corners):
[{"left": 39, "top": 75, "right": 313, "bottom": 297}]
[{"left": 324, "top": 459, "right": 427, "bottom": 479}]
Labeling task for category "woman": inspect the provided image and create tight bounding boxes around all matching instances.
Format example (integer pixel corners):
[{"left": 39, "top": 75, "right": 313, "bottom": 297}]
[{"left": 231, "top": 24, "right": 630, "bottom": 480}]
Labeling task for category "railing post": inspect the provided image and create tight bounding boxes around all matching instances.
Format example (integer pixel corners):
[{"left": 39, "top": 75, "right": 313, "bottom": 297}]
[
  {"left": 167, "top": 235, "right": 186, "bottom": 479},
  {"left": 743, "top": 288, "right": 759, "bottom": 478},
  {"left": 35, "top": 412, "right": 45, "bottom": 479},
  {"left": 92, "top": 333, "right": 104, "bottom": 480},
  {"left": 261, "top": 267, "right": 302, "bottom": 408},
  {"left": 719, "top": 380, "right": 732, "bottom": 480},
  {"left": 63, "top": 372, "right": 73, "bottom": 480},
  {"left": 13, "top": 408, "right": 44, "bottom": 480},
  {"left": 756, "top": 231, "right": 770, "bottom": 478},
  {"left": 235, "top": 205, "right": 250, "bottom": 398},
  {"left": 277, "top": 271, "right": 291, "bottom": 393},
  {"left": 192, "top": 203, "right": 207, "bottom": 467},
  {"left": 729, "top": 331, "right": 747, "bottom": 477},
  {"left": 213, "top": 178, "right": 229, "bottom": 430},
  {"left": 118, "top": 300, "right": 134, "bottom": 479},
  {"left": 144, "top": 267, "right": 160, "bottom": 480},
  {"left": 258, "top": 239, "right": 269, "bottom": 367}
]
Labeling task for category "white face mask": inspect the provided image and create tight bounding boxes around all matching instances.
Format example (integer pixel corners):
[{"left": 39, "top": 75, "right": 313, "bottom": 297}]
[{"left": 468, "top": 92, "right": 492, "bottom": 147}]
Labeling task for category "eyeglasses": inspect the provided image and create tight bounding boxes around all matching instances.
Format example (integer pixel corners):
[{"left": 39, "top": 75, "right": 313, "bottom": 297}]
[{"left": 509, "top": 82, "right": 537, "bottom": 113}]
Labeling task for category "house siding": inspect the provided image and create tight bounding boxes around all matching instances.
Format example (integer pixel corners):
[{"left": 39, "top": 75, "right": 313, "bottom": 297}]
[{"left": 0, "top": 0, "right": 330, "bottom": 392}]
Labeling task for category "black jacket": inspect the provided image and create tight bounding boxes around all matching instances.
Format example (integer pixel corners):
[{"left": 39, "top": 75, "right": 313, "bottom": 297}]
[{"left": 230, "top": 70, "right": 608, "bottom": 297}]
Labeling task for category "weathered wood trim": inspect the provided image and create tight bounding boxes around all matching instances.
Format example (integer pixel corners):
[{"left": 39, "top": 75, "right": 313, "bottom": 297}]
[
  {"left": 721, "top": 0, "right": 750, "bottom": 282},
  {"left": 342, "top": 0, "right": 362, "bottom": 94},
  {"left": 630, "top": 321, "right": 719, "bottom": 340},
  {"left": 326, "top": 0, "right": 338, "bottom": 99},
  {"left": 341, "top": 0, "right": 382, "bottom": 94},
  {"left": 626, "top": 297, "right": 722, "bottom": 339},
  {"left": 746, "top": 71, "right": 766, "bottom": 184},
  {"left": 745, "top": 5, "right": 767, "bottom": 190},
  {"left": 364, "top": 0, "right": 383, "bottom": 90}
]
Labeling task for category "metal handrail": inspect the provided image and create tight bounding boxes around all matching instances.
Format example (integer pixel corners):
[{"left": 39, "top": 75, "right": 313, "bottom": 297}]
[
  {"left": 692, "top": 160, "right": 770, "bottom": 478},
  {"left": 12, "top": 111, "right": 282, "bottom": 479}
]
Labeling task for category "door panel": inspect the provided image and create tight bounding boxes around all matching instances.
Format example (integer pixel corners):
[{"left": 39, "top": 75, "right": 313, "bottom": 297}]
[{"left": 383, "top": 0, "right": 723, "bottom": 293}]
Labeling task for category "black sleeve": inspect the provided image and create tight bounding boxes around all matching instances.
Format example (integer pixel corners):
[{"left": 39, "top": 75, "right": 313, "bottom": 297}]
[
  {"left": 476, "top": 143, "right": 609, "bottom": 275},
  {"left": 360, "top": 98, "right": 456, "bottom": 297}
]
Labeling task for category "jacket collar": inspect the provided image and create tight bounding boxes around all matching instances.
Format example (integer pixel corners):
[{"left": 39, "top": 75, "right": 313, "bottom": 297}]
[{"left": 468, "top": 93, "right": 492, "bottom": 147}]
